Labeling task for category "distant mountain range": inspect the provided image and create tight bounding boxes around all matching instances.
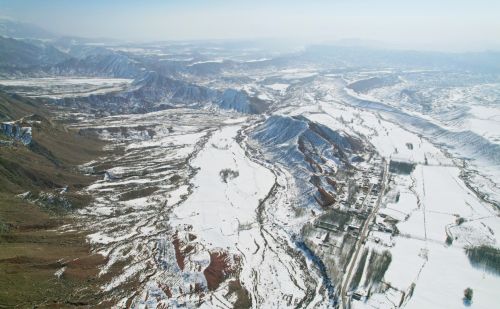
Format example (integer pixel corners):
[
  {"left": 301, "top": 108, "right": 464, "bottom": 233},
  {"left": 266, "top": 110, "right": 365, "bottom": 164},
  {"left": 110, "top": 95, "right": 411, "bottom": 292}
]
[
  {"left": 0, "top": 36, "right": 69, "bottom": 69},
  {"left": 1, "top": 17, "right": 500, "bottom": 117}
]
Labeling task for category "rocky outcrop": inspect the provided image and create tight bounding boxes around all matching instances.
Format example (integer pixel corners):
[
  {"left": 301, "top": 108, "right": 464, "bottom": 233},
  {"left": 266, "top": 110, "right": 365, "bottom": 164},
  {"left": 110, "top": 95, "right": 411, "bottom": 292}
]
[
  {"left": 48, "top": 52, "right": 143, "bottom": 78},
  {"left": 54, "top": 71, "right": 269, "bottom": 115},
  {"left": 0, "top": 121, "right": 32, "bottom": 145},
  {"left": 252, "top": 115, "right": 364, "bottom": 208},
  {"left": 218, "top": 89, "right": 253, "bottom": 113}
]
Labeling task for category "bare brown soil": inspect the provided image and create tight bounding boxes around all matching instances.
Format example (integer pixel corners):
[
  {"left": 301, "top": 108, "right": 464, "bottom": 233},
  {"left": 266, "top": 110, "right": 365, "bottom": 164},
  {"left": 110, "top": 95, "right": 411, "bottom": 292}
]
[
  {"left": 172, "top": 231, "right": 185, "bottom": 271},
  {"left": 0, "top": 91, "right": 110, "bottom": 306},
  {"left": 203, "top": 251, "right": 238, "bottom": 291},
  {"left": 226, "top": 280, "right": 252, "bottom": 309}
]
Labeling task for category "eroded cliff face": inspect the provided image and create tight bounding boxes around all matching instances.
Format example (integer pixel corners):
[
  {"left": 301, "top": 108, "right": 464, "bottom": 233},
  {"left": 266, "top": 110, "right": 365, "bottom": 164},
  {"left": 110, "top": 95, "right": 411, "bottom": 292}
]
[
  {"left": 0, "top": 121, "right": 32, "bottom": 145},
  {"left": 249, "top": 114, "right": 382, "bottom": 302}
]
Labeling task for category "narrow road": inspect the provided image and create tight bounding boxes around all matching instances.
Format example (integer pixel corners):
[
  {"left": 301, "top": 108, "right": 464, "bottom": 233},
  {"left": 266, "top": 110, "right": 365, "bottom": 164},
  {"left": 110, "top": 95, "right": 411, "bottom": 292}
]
[{"left": 339, "top": 159, "right": 388, "bottom": 309}]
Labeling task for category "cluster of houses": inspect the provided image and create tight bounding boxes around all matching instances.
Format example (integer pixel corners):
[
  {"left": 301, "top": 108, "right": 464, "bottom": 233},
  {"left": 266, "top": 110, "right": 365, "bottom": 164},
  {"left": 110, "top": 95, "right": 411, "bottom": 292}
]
[{"left": 312, "top": 157, "right": 386, "bottom": 240}]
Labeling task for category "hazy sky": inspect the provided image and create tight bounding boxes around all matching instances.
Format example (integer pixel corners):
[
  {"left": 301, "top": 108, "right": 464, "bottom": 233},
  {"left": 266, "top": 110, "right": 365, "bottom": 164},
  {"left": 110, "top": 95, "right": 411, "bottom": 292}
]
[{"left": 1, "top": 0, "right": 500, "bottom": 51}]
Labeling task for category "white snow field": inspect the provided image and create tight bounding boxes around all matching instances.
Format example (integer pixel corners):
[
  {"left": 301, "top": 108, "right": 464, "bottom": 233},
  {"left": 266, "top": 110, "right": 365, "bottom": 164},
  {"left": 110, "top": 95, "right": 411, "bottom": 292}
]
[
  {"left": 335, "top": 104, "right": 500, "bottom": 309},
  {"left": 0, "top": 77, "right": 132, "bottom": 98},
  {"left": 266, "top": 72, "right": 500, "bottom": 309},
  {"left": 168, "top": 123, "right": 329, "bottom": 308},
  {"left": 172, "top": 124, "right": 275, "bottom": 250},
  {"left": 73, "top": 109, "right": 330, "bottom": 308}
]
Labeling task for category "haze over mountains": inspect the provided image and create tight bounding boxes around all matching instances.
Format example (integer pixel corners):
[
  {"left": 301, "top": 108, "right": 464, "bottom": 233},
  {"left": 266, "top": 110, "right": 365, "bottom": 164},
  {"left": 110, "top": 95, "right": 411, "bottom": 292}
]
[{"left": 3, "top": 0, "right": 500, "bottom": 51}]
